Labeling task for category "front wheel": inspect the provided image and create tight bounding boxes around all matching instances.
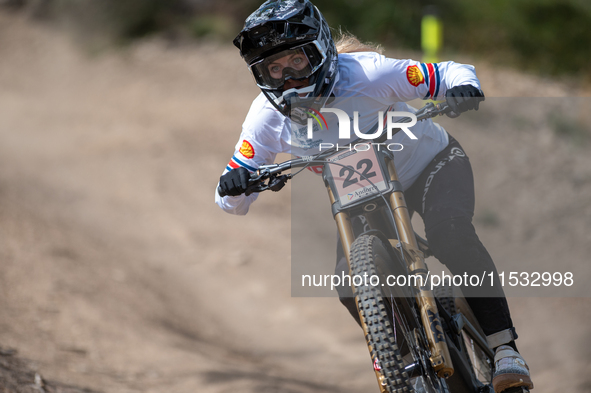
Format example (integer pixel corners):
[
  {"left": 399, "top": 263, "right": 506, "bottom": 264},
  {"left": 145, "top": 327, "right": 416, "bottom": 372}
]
[{"left": 350, "top": 235, "right": 446, "bottom": 393}]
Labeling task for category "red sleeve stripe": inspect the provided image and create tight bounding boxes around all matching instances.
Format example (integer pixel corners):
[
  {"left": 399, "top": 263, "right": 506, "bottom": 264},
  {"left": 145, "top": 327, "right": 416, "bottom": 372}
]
[
  {"left": 227, "top": 159, "right": 239, "bottom": 170},
  {"left": 426, "top": 63, "right": 436, "bottom": 99}
]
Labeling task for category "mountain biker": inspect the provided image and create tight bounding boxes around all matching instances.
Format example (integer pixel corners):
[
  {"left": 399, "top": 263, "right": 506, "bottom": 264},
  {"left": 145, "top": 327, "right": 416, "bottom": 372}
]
[{"left": 215, "top": 1, "right": 533, "bottom": 392}]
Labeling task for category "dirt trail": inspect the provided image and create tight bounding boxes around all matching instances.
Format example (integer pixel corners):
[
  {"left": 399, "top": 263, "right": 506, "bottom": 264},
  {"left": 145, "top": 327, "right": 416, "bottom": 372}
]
[{"left": 1, "top": 11, "right": 590, "bottom": 393}]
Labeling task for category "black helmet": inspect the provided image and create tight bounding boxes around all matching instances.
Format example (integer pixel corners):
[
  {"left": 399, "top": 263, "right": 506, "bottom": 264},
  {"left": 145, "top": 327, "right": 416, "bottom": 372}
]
[{"left": 233, "top": 0, "right": 338, "bottom": 118}]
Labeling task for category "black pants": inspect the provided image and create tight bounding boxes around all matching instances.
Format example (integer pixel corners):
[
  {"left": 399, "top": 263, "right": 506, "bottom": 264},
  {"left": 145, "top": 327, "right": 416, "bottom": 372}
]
[{"left": 335, "top": 135, "right": 514, "bottom": 337}]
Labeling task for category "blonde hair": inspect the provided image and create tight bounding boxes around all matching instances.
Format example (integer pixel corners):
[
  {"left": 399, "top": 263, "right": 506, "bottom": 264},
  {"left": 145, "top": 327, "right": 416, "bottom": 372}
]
[{"left": 335, "top": 31, "right": 383, "bottom": 55}]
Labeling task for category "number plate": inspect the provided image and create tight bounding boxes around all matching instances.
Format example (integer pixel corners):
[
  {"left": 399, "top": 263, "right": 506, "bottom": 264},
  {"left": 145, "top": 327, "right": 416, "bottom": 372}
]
[{"left": 327, "top": 147, "right": 388, "bottom": 207}]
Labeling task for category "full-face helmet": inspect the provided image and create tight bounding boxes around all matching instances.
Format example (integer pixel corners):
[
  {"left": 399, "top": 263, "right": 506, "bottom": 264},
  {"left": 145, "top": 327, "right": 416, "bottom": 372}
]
[{"left": 233, "top": 0, "right": 338, "bottom": 119}]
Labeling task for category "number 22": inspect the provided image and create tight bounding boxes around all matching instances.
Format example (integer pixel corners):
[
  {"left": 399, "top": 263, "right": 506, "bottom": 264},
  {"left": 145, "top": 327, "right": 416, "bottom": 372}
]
[{"left": 339, "top": 159, "right": 377, "bottom": 188}]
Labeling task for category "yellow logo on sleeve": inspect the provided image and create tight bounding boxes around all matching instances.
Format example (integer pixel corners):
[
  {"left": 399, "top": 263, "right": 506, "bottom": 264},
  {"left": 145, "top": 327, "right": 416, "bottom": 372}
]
[
  {"left": 239, "top": 140, "right": 255, "bottom": 159},
  {"left": 406, "top": 65, "right": 425, "bottom": 87}
]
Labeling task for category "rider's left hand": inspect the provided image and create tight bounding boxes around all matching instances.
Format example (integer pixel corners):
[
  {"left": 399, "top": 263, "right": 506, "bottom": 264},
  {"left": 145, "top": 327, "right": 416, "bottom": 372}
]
[{"left": 445, "top": 85, "right": 485, "bottom": 113}]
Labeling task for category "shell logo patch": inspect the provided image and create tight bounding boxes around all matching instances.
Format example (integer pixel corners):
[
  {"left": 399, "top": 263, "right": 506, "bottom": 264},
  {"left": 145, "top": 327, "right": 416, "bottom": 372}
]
[
  {"left": 406, "top": 65, "right": 425, "bottom": 87},
  {"left": 239, "top": 140, "right": 255, "bottom": 159}
]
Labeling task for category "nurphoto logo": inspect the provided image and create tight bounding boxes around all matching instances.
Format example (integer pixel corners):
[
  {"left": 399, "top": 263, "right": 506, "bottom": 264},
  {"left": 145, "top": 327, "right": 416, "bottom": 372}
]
[{"left": 306, "top": 109, "right": 418, "bottom": 140}]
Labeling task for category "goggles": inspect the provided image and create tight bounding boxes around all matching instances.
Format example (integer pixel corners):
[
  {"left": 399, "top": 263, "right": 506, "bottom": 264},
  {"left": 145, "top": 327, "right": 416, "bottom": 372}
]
[{"left": 249, "top": 41, "right": 326, "bottom": 90}]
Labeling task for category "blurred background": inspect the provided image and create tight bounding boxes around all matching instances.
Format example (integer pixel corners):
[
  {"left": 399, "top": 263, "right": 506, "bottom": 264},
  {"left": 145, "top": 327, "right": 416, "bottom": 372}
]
[
  {"left": 2, "top": 0, "right": 591, "bottom": 81},
  {"left": 0, "top": 1, "right": 590, "bottom": 392}
]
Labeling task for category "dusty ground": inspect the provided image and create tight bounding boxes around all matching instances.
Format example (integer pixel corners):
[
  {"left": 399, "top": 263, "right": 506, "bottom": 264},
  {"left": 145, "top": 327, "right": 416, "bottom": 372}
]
[{"left": 1, "top": 11, "right": 590, "bottom": 393}]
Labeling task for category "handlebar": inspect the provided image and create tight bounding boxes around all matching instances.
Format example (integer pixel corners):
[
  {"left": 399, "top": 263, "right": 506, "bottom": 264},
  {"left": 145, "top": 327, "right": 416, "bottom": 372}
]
[{"left": 218, "top": 102, "right": 452, "bottom": 197}]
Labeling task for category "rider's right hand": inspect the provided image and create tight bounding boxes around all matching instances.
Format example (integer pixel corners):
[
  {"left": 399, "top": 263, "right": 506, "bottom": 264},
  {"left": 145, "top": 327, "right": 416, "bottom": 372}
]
[{"left": 219, "top": 167, "right": 251, "bottom": 197}]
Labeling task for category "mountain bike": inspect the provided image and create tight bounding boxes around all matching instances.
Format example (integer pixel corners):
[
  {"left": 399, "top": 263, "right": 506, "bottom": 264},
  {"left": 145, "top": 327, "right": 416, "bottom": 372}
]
[{"left": 218, "top": 102, "right": 503, "bottom": 393}]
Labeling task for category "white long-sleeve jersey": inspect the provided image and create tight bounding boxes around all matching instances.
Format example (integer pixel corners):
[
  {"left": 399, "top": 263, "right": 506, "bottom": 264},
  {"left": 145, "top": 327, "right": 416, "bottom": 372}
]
[{"left": 215, "top": 52, "right": 481, "bottom": 215}]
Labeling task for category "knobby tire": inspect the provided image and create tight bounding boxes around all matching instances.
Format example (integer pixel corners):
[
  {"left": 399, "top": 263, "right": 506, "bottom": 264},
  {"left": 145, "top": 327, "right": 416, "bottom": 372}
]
[{"left": 351, "top": 234, "right": 429, "bottom": 393}]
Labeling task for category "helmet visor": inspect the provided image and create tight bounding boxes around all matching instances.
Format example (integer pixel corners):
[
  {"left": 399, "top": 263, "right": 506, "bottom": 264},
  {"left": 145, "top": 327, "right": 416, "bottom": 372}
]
[{"left": 250, "top": 41, "right": 326, "bottom": 90}]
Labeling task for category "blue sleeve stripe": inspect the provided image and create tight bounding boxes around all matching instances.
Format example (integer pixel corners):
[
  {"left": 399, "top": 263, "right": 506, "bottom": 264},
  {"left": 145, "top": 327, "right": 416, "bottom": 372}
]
[
  {"left": 226, "top": 165, "right": 232, "bottom": 172},
  {"left": 434, "top": 63, "right": 441, "bottom": 98},
  {"left": 232, "top": 155, "right": 257, "bottom": 172}
]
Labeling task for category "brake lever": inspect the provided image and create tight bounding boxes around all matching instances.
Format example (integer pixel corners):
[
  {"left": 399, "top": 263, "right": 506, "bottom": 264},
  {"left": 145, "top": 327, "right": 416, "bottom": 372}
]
[
  {"left": 268, "top": 174, "right": 289, "bottom": 192},
  {"left": 244, "top": 173, "right": 290, "bottom": 196},
  {"left": 244, "top": 182, "right": 267, "bottom": 196},
  {"left": 415, "top": 102, "right": 458, "bottom": 121}
]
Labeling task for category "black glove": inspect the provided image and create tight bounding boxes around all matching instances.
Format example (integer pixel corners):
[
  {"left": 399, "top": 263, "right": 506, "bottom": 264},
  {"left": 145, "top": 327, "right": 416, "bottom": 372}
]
[
  {"left": 445, "top": 85, "right": 485, "bottom": 114},
  {"left": 219, "top": 167, "right": 250, "bottom": 197}
]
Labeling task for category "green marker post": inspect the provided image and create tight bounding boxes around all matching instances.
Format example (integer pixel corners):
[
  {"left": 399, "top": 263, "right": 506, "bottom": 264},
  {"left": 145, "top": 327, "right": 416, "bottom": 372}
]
[
  {"left": 422, "top": 6, "right": 442, "bottom": 102},
  {"left": 421, "top": 6, "right": 442, "bottom": 64}
]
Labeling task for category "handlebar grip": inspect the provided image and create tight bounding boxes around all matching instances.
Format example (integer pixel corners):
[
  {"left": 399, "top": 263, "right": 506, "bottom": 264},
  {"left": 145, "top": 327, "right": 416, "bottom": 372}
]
[{"left": 218, "top": 167, "right": 258, "bottom": 198}]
